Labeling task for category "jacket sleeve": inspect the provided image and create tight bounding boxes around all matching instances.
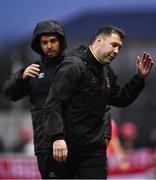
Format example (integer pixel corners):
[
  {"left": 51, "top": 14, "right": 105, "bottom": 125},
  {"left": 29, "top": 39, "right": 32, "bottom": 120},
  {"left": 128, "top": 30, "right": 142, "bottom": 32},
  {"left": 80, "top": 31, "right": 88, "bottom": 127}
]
[
  {"left": 3, "top": 69, "right": 29, "bottom": 101},
  {"left": 103, "top": 106, "right": 112, "bottom": 140},
  {"left": 43, "top": 57, "right": 84, "bottom": 142},
  {"left": 109, "top": 72, "right": 145, "bottom": 107}
]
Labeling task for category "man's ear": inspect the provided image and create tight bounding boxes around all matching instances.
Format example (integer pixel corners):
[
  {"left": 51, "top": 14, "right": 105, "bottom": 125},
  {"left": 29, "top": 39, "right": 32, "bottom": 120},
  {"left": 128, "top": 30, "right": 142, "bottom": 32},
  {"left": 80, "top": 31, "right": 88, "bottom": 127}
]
[{"left": 96, "top": 35, "right": 103, "bottom": 46}]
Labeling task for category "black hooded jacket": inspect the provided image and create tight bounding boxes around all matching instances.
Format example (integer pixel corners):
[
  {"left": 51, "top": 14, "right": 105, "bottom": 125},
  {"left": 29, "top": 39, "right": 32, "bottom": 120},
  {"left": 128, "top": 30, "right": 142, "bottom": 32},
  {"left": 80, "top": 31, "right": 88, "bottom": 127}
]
[
  {"left": 44, "top": 45, "right": 145, "bottom": 153},
  {"left": 3, "top": 20, "right": 66, "bottom": 154}
]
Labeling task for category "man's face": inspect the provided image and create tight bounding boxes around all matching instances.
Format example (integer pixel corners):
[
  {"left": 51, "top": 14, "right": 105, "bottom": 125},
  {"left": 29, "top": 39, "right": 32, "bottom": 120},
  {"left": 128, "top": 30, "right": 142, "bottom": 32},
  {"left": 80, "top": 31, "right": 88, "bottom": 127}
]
[
  {"left": 96, "top": 33, "right": 123, "bottom": 64},
  {"left": 40, "top": 34, "right": 61, "bottom": 58}
]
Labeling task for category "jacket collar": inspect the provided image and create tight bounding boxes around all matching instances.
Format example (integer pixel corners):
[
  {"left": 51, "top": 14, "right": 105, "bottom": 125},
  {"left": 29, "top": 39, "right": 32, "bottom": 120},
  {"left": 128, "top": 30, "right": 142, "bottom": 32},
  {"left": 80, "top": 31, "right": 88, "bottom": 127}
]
[{"left": 86, "top": 47, "right": 104, "bottom": 68}]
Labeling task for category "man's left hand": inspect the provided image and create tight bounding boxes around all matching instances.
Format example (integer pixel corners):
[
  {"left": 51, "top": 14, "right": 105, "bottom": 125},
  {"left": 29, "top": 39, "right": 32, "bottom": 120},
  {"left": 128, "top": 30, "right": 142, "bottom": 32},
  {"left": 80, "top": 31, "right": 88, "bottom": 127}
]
[{"left": 137, "top": 52, "right": 154, "bottom": 78}]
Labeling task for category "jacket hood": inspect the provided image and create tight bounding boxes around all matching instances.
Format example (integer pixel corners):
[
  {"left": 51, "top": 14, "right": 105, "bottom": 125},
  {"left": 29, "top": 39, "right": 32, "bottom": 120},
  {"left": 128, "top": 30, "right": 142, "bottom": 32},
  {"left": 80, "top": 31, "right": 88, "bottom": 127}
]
[
  {"left": 31, "top": 20, "right": 67, "bottom": 55},
  {"left": 66, "top": 45, "right": 87, "bottom": 60}
]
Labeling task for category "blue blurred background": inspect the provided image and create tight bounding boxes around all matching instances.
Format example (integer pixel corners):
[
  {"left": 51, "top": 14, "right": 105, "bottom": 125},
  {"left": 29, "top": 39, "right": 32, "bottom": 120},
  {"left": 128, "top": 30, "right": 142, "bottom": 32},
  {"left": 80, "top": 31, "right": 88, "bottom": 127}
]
[{"left": 0, "top": 0, "right": 156, "bottom": 178}]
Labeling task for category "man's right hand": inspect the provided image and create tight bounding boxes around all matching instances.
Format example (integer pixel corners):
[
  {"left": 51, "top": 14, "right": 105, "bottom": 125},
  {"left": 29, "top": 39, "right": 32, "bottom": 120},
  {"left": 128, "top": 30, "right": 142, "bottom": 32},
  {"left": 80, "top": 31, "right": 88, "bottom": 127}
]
[
  {"left": 22, "top": 64, "right": 40, "bottom": 80},
  {"left": 53, "top": 139, "right": 68, "bottom": 163}
]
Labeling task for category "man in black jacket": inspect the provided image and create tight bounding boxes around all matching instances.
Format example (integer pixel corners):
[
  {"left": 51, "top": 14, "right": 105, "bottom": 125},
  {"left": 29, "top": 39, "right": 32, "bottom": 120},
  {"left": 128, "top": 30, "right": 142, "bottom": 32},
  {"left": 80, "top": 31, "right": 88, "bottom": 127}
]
[
  {"left": 43, "top": 25, "right": 154, "bottom": 179},
  {"left": 3, "top": 19, "right": 67, "bottom": 178}
]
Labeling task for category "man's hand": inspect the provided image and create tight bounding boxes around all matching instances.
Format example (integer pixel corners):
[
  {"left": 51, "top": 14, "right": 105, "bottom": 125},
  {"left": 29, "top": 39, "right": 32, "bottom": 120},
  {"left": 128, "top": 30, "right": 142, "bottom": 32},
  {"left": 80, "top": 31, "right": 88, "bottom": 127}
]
[
  {"left": 137, "top": 52, "right": 154, "bottom": 78},
  {"left": 53, "top": 139, "right": 68, "bottom": 163},
  {"left": 22, "top": 64, "right": 40, "bottom": 80}
]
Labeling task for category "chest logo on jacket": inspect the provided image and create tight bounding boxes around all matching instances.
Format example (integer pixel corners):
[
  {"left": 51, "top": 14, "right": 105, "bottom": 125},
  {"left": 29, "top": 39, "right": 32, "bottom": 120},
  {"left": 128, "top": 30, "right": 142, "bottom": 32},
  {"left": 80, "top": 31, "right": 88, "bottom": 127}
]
[
  {"left": 91, "top": 76, "right": 97, "bottom": 84},
  {"left": 106, "top": 77, "right": 110, "bottom": 88},
  {"left": 38, "top": 73, "right": 45, "bottom": 79},
  {"left": 102, "top": 77, "right": 110, "bottom": 90}
]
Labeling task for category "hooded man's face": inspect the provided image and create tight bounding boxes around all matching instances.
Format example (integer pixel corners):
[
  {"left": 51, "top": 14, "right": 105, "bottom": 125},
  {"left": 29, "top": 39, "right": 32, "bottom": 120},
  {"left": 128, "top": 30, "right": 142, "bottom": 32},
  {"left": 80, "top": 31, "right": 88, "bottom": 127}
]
[{"left": 40, "top": 34, "right": 61, "bottom": 58}]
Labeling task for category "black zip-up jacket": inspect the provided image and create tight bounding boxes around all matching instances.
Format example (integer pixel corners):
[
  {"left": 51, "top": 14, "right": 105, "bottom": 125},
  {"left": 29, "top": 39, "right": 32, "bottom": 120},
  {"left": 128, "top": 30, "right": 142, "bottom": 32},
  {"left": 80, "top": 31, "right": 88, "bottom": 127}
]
[
  {"left": 4, "top": 58, "right": 63, "bottom": 154},
  {"left": 44, "top": 45, "right": 145, "bottom": 153},
  {"left": 3, "top": 20, "right": 66, "bottom": 154}
]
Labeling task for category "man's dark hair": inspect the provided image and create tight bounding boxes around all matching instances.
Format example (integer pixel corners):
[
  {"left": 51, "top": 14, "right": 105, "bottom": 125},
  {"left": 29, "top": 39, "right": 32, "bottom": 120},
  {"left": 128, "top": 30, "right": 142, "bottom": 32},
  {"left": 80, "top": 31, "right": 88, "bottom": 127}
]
[{"left": 94, "top": 25, "right": 125, "bottom": 41}]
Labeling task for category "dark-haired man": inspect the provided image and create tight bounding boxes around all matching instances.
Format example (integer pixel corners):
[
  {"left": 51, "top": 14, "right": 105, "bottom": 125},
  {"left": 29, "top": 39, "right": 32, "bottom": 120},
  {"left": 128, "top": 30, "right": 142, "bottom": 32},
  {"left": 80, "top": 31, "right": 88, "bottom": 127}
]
[{"left": 43, "top": 25, "right": 154, "bottom": 179}]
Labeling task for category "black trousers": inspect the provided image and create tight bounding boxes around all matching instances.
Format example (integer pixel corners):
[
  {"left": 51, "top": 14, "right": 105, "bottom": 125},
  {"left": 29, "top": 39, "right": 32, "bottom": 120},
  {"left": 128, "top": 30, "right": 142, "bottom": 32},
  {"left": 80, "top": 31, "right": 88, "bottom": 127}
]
[{"left": 36, "top": 149, "right": 108, "bottom": 179}]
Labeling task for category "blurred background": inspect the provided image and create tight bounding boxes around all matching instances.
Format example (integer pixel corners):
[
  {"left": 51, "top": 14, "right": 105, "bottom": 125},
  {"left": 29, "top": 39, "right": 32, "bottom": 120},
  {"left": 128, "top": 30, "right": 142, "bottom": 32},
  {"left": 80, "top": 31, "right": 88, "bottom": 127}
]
[{"left": 0, "top": 0, "right": 156, "bottom": 178}]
